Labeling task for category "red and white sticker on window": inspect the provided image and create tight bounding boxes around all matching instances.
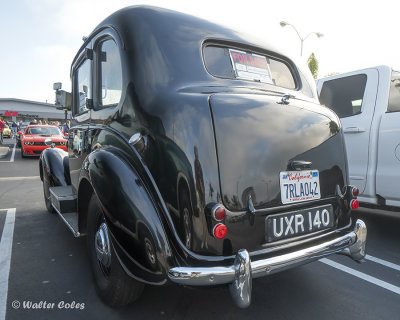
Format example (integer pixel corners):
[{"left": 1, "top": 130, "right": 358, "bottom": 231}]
[{"left": 229, "top": 49, "right": 273, "bottom": 84}]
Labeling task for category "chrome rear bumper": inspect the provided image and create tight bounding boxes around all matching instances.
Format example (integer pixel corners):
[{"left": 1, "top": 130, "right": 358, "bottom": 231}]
[{"left": 168, "top": 219, "right": 367, "bottom": 308}]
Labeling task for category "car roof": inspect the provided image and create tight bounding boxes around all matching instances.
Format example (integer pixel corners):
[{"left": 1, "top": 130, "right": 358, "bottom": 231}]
[
  {"left": 71, "top": 6, "right": 318, "bottom": 103},
  {"left": 72, "top": 6, "right": 289, "bottom": 78}
]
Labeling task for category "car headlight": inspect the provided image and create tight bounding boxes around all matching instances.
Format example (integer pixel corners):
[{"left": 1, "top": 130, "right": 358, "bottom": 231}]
[{"left": 24, "top": 141, "right": 33, "bottom": 145}]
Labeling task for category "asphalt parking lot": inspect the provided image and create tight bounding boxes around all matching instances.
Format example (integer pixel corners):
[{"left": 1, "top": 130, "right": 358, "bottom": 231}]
[{"left": 0, "top": 137, "right": 399, "bottom": 320}]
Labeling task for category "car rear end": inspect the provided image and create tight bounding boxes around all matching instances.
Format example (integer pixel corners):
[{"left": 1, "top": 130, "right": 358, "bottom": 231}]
[
  {"left": 168, "top": 42, "right": 366, "bottom": 308},
  {"left": 3, "top": 125, "right": 11, "bottom": 138}
]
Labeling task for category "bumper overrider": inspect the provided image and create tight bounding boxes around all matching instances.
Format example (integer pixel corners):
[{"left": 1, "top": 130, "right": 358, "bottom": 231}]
[{"left": 168, "top": 219, "right": 367, "bottom": 308}]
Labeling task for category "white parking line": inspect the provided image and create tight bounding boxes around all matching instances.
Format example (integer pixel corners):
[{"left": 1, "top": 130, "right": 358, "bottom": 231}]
[
  {"left": 0, "top": 143, "right": 16, "bottom": 163},
  {"left": 0, "top": 176, "right": 40, "bottom": 181},
  {"left": 320, "top": 258, "right": 400, "bottom": 295},
  {"left": 0, "top": 208, "right": 16, "bottom": 320},
  {"left": 9, "top": 143, "right": 16, "bottom": 162},
  {"left": 365, "top": 254, "right": 400, "bottom": 272}
]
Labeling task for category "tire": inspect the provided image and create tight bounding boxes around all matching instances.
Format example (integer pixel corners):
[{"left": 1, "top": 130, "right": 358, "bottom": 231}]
[
  {"left": 21, "top": 147, "right": 26, "bottom": 158},
  {"left": 179, "top": 191, "right": 193, "bottom": 250},
  {"left": 87, "top": 193, "right": 144, "bottom": 307},
  {"left": 43, "top": 177, "right": 55, "bottom": 213}
]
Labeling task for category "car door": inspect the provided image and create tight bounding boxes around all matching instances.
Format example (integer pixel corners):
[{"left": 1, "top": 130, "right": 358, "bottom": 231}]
[
  {"left": 69, "top": 46, "right": 93, "bottom": 192},
  {"left": 376, "top": 70, "right": 400, "bottom": 206},
  {"left": 318, "top": 69, "right": 379, "bottom": 193}
]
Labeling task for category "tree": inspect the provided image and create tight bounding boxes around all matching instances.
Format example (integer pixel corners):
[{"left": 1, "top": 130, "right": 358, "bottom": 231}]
[{"left": 307, "top": 53, "right": 319, "bottom": 79}]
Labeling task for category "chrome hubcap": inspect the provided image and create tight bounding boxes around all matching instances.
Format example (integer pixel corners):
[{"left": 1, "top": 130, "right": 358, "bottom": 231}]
[
  {"left": 183, "top": 208, "right": 191, "bottom": 249},
  {"left": 144, "top": 238, "right": 156, "bottom": 265},
  {"left": 95, "top": 222, "right": 111, "bottom": 268}
]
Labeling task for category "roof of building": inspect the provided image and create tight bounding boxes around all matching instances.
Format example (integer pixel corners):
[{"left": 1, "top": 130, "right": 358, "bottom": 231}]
[{"left": 0, "top": 98, "right": 55, "bottom": 107}]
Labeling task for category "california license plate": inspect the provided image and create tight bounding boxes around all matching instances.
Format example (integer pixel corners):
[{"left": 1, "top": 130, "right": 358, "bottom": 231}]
[
  {"left": 280, "top": 170, "right": 321, "bottom": 204},
  {"left": 265, "top": 204, "right": 334, "bottom": 242}
]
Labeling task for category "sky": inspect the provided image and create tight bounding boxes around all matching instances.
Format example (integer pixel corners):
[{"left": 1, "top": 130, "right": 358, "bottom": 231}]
[{"left": 0, "top": 0, "right": 399, "bottom": 103}]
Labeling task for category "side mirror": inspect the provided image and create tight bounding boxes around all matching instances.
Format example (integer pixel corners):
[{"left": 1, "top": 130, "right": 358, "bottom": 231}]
[{"left": 17, "top": 132, "right": 21, "bottom": 135}]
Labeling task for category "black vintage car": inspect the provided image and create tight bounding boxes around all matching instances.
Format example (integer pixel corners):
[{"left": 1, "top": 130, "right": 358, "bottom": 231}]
[{"left": 39, "top": 6, "right": 367, "bottom": 308}]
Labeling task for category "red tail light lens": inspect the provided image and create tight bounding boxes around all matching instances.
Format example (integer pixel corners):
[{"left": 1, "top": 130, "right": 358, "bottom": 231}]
[
  {"left": 213, "top": 223, "right": 227, "bottom": 239},
  {"left": 352, "top": 187, "right": 359, "bottom": 197},
  {"left": 212, "top": 205, "right": 226, "bottom": 221},
  {"left": 350, "top": 199, "right": 359, "bottom": 210}
]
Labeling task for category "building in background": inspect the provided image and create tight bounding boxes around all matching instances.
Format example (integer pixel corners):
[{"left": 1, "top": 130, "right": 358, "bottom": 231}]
[{"left": 0, "top": 98, "right": 71, "bottom": 123}]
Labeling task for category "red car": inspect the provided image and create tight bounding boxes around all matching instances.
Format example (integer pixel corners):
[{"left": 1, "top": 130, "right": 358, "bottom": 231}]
[{"left": 20, "top": 125, "right": 68, "bottom": 157}]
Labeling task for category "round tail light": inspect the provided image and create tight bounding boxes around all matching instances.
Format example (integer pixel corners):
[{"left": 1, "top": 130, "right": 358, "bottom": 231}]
[
  {"left": 212, "top": 205, "right": 226, "bottom": 221},
  {"left": 350, "top": 199, "right": 359, "bottom": 210},
  {"left": 352, "top": 187, "right": 359, "bottom": 197},
  {"left": 213, "top": 223, "right": 227, "bottom": 239}
]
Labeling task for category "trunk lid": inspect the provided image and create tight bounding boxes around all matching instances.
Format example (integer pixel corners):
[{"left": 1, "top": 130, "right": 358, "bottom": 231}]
[{"left": 210, "top": 93, "right": 346, "bottom": 212}]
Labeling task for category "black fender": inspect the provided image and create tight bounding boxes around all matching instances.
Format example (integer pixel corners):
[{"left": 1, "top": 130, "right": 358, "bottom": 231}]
[
  {"left": 39, "top": 148, "right": 71, "bottom": 186},
  {"left": 86, "top": 147, "right": 173, "bottom": 285}
]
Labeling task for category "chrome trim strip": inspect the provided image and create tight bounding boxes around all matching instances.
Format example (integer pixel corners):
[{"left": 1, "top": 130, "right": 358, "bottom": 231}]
[
  {"left": 168, "top": 219, "right": 366, "bottom": 287},
  {"left": 52, "top": 204, "right": 80, "bottom": 237}
]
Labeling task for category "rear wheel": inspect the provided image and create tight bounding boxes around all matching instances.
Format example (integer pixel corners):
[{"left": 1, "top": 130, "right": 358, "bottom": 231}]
[
  {"left": 87, "top": 193, "right": 144, "bottom": 307},
  {"left": 179, "top": 192, "right": 193, "bottom": 250}
]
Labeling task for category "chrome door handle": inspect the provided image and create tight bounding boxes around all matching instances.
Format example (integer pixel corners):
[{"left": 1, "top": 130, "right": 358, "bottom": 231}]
[
  {"left": 277, "top": 93, "right": 295, "bottom": 105},
  {"left": 344, "top": 127, "right": 366, "bottom": 133},
  {"left": 290, "top": 160, "right": 312, "bottom": 171}
]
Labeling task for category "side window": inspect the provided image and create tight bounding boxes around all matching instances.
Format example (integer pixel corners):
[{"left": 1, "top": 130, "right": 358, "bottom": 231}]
[
  {"left": 76, "top": 59, "right": 91, "bottom": 114},
  {"left": 97, "top": 39, "right": 122, "bottom": 108},
  {"left": 388, "top": 71, "right": 400, "bottom": 112},
  {"left": 319, "top": 74, "right": 367, "bottom": 118}
]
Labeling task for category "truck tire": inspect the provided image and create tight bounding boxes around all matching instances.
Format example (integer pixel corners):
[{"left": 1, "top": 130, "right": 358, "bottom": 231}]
[
  {"left": 42, "top": 170, "right": 55, "bottom": 213},
  {"left": 87, "top": 193, "right": 144, "bottom": 307}
]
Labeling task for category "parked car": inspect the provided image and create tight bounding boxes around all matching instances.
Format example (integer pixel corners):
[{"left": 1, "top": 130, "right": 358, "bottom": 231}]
[
  {"left": 20, "top": 125, "right": 67, "bottom": 157},
  {"left": 3, "top": 125, "right": 11, "bottom": 138},
  {"left": 39, "top": 6, "right": 366, "bottom": 308},
  {"left": 16, "top": 125, "right": 27, "bottom": 147},
  {"left": 317, "top": 66, "right": 400, "bottom": 209}
]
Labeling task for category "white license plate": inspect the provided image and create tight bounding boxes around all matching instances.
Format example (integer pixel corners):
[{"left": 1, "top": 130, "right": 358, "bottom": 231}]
[
  {"left": 265, "top": 204, "right": 334, "bottom": 242},
  {"left": 280, "top": 170, "right": 321, "bottom": 204}
]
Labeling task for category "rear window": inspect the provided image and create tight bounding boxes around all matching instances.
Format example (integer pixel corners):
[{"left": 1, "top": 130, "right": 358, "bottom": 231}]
[
  {"left": 388, "top": 71, "right": 400, "bottom": 112},
  {"left": 319, "top": 74, "right": 367, "bottom": 118},
  {"left": 203, "top": 45, "right": 296, "bottom": 90}
]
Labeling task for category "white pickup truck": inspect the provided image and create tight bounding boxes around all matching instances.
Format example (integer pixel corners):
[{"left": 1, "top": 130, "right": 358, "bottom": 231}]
[{"left": 317, "top": 65, "right": 400, "bottom": 209}]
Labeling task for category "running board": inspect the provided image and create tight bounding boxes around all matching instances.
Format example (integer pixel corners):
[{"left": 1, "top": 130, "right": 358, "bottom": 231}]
[
  {"left": 49, "top": 186, "right": 80, "bottom": 237},
  {"left": 49, "top": 186, "right": 77, "bottom": 213},
  {"left": 52, "top": 205, "right": 81, "bottom": 237}
]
